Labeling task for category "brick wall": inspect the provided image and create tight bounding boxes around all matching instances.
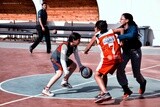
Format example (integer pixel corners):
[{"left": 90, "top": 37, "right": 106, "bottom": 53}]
[
  {"left": 46, "top": 0, "right": 98, "bottom": 22},
  {"left": 0, "top": 0, "right": 36, "bottom": 21},
  {"left": 0, "top": 0, "right": 98, "bottom": 22}
]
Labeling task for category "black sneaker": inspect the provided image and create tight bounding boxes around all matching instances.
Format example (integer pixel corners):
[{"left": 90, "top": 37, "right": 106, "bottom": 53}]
[
  {"left": 47, "top": 50, "right": 51, "bottom": 54},
  {"left": 139, "top": 80, "right": 147, "bottom": 95},
  {"left": 47, "top": 49, "right": 51, "bottom": 54},
  {"left": 29, "top": 46, "right": 33, "bottom": 53},
  {"left": 94, "top": 92, "right": 112, "bottom": 103}
]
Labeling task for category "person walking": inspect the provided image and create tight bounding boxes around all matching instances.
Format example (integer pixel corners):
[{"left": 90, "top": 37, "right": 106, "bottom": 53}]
[
  {"left": 84, "top": 20, "right": 122, "bottom": 103},
  {"left": 30, "top": 2, "right": 51, "bottom": 53},
  {"left": 42, "top": 32, "right": 84, "bottom": 96},
  {"left": 116, "top": 13, "right": 147, "bottom": 100}
]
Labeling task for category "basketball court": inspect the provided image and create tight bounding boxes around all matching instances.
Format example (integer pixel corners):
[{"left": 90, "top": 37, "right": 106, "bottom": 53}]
[{"left": 0, "top": 41, "right": 160, "bottom": 107}]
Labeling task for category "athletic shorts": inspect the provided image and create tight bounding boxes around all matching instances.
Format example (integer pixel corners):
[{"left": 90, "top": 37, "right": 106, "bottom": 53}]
[
  {"left": 51, "top": 58, "right": 73, "bottom": 72},
  {"left": 96, "top": 62, "right": 120, "bottom": 75}
]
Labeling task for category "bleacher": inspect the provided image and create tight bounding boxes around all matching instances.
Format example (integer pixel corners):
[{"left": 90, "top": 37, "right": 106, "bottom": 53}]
[{"left": 0, "top": 21, "right": 96, "bottom": 42}]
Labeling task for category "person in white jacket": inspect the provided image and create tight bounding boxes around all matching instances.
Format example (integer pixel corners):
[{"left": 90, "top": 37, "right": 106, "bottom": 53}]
[{"left": 42, "top": 32, "right": 84, "bottom": 96}]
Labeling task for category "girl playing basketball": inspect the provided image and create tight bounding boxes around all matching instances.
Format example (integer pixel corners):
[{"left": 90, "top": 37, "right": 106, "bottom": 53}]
[
  {"left": 42, "top": 32, "right": 84, "bottom": 96},
  {"left": 84, "top": 20, "right": 122, "bottom": 103}
]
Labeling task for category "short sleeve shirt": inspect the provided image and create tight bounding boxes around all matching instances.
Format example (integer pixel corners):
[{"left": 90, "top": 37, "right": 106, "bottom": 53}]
[{"left": 38, "top": 9, "right": 47, "bottom": 26}]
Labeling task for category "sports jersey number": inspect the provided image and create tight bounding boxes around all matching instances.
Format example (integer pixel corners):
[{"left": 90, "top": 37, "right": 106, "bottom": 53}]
[{"left": 108, "top": 42, "right": 115, "bottom": 55}]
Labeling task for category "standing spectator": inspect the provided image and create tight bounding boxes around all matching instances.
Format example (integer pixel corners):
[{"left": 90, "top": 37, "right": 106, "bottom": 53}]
[
  {"left": 116, "top": 13, "right": 147, "bottom": 99},
  {"left": 84, "top": 20, "right": 122, "bottom": 103},
  {"left": 29, "top": 2, "right": 51, "bottom": 53}
]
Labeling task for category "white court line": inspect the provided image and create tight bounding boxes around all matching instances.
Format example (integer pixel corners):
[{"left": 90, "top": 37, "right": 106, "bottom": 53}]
[
  {"left": 0, "top": 64, "right": 160, "bottom": 106},
  {"left": 0, "top": 79, "right": 96, "bottom": 106},
  {"left": 0, "top": 96, "right": 37, "bottom": 106},
  {"left": 52, "top": 80, "right": 95, "bottom": 93}
]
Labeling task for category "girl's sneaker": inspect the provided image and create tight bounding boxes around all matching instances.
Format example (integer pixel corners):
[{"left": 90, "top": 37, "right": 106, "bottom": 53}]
[
  {"left": 61, "top": 80, "right": 72, "bottom": 88},
  {"left": 94, "top": 92, "right": 112, "bottom": 103},
  {"left": 95, "top": 93, "right": 104, "bottom": 98},
  {"left": 42, "top": 87, "right": 54, "bottom": 97}
]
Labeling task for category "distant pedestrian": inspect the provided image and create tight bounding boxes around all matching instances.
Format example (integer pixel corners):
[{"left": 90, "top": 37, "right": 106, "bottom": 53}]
[{"left": 30, "top": 2, "right": 51, "bottom": 53}]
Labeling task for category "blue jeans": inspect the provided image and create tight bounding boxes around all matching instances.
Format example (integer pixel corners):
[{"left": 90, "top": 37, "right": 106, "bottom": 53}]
[{"left": 116, "top": 48, "right": 145, "bottom": 86}]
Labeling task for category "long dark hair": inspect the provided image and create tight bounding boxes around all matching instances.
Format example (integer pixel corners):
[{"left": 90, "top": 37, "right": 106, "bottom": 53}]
[
  {"left": 95, "top": 20, "right": 108, "bottom": 34},
  {"left": 68, "top": 32, "right": 81, "bottom": 42},
  {"left": 121, "top": 13, "right": 142, "bottom": 48},
  {"left": 122, "top": 13, "right": 138, "bottom": 27}
]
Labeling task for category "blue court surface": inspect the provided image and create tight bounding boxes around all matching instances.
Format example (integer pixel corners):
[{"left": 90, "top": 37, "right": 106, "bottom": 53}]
[{"left": 1, "top": 73, "right": 160, "bottom": 100}]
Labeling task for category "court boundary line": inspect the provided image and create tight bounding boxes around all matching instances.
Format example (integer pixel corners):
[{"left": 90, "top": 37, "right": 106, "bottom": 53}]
[
  {"left": 0, "top": 73, "right": 96, "bottom": 98},
  {"left": 0, "top": 64, "right": 160, "bottom": 106}
]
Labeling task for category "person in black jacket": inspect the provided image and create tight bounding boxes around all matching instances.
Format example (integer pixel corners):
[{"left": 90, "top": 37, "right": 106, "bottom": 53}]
[
  {"left": 116, "top": 13, "right": 147, "bottom": 100},
  {"left": 29, "top": 2, "right": 51, "bottom": 53}
]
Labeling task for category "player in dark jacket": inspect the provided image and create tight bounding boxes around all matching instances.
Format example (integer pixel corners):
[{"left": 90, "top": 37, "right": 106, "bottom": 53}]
[{"left": 116, "top": 13, "right": 147, "bottom": 100}]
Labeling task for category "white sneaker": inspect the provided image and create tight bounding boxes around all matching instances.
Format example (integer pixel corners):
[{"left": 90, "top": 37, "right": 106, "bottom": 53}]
[
  {"left": 42, "top": 89, "right": 54, "bottom": 97},
  {"left": 61, "top": 80, "right": 72, "bottom": 88}
]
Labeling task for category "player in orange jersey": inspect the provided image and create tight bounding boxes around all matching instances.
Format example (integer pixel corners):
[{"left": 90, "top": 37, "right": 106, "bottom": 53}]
[{"left": 84, "top": 20, "right": 122, "bottom": 103}]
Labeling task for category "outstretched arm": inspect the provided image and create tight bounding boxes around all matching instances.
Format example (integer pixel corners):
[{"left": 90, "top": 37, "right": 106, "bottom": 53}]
[
  {"left": 113, "top": 28, "right": 124, "bottom": 35},
  {"left": 84, "top": 34, "right": 97, "bottom": 54},
  {"left": 113, "top": 28, "right": 125, "bottom": 46}
]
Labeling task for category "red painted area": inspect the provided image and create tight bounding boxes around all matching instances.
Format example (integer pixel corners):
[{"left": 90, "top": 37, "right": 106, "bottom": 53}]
[{"left": 0, "top": 46, "right": 160, "bottom": 107}]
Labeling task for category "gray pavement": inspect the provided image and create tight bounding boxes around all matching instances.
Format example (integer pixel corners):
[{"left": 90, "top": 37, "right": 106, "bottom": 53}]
[{"left": 0, "top": 41, "right": 160, "bottom": 55}]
